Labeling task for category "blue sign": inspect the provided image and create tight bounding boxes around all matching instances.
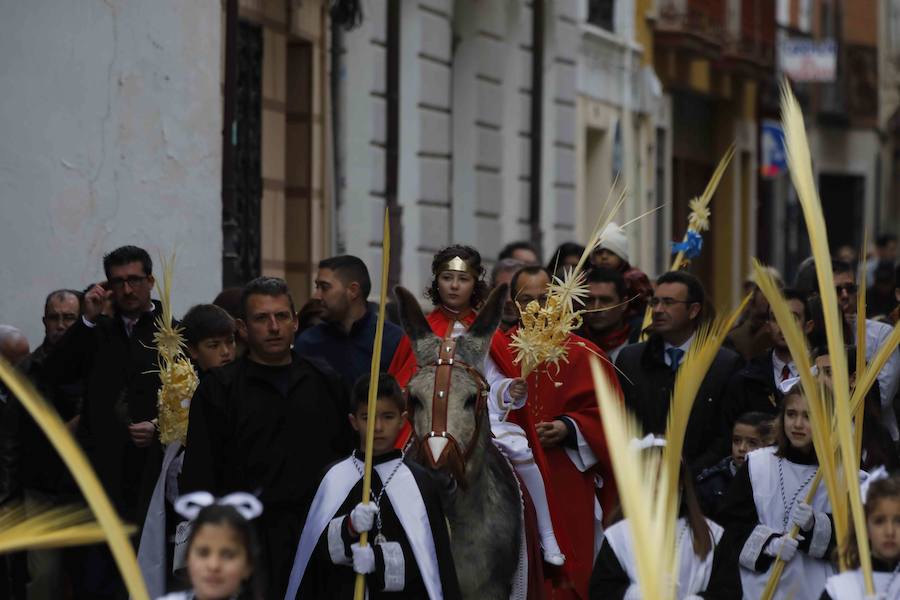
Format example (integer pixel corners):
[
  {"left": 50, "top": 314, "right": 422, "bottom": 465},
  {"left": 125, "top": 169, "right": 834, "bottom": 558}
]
[{"left": 761, "top": 120, "right": 787, "bottom": 178}]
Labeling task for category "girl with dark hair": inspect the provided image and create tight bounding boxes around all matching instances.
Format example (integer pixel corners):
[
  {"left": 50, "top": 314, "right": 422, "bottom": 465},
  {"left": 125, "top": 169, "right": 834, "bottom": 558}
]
[
  {"left": 822, "top": 472, "right": 900, "bottom": 599},
  {"left": 706, "top": 387, "right": 837, "bottom": 600},
  {"left": 414, "top": 245, "right": 568, "bottom": 567},
  {"left": 589, "top": 442, "right": 723, "bottom": 599},
  {"left": 160, "top": 494, "right": 266, "bottom": 600}
]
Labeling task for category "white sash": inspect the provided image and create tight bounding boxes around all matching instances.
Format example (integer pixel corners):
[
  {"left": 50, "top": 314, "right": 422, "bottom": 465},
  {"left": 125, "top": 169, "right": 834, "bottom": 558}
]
[
  {"left": 283, "top": 457, "right": 443, "bottom": 600},
  {"left": 604, "top": 517, "right": 722, "bottom": 598},
  {"left": 136, "top": 442, "right": 183, "bottom": 599},
  {"left": 741, "top": 447, "right": 833, "bottom": 600},
  {"left": 824, "top": 569, "right": 900, "bottom": 599}
]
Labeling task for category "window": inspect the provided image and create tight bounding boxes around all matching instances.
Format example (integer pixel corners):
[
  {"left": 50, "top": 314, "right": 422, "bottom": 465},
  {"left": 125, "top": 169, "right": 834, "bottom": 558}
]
[{"left": 587, "top": 0, "right": 614, "bottom": 32}]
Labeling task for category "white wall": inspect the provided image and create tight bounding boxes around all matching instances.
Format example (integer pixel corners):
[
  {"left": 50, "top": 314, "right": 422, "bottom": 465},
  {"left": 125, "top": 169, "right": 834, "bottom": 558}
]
[{"left": 0, "top": 1, "right": 223, "bottom": 348}]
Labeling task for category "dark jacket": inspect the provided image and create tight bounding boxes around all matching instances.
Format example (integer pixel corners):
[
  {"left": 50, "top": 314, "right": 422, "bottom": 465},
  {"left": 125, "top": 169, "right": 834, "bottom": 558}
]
[
  {"left": 723, "top": 351, "right": 781, "bottom": 430},
  {"left": 614, "top": 334, "right": 744, "bottom": 471},
  {"left": 695, "top": 456, "right": 736, "bottom": 521},
  {"left": 41, "top": 302, "right": 165, "bottom": 520},
  {"left": 16, "top": 341, "right": 84, "bottom": 497},
  {"left": 294, "top": 307, "right": 406, "bottom": 387},
  {"left": 179, "top": 351, "right": 354, "bottom": 598}
]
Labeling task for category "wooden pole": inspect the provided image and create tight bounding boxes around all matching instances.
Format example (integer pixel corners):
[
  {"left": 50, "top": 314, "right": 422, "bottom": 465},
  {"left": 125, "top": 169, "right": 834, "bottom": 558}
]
[{"left": 353, "top": 207, "right": 391, "bottom": 600}]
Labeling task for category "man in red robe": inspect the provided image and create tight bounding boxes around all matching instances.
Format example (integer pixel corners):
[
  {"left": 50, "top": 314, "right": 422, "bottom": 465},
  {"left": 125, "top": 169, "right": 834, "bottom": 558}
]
[{"left": 494, "top": 265, "right": 620, "bottom": 600}]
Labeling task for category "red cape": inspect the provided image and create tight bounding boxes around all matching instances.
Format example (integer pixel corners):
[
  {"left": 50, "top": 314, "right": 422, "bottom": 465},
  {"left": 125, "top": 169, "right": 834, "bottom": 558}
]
[{"left": 494, "top": 327, "right": 621, "bottom": 600}]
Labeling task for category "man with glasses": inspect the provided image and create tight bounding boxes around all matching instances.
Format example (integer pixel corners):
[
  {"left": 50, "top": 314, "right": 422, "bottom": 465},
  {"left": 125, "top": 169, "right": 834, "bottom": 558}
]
[
  {"left": 831, "top": 259, "right": 900, "bottom": 443},
  {"left": 180, "top": 276, "right": 353, "bottom": 598},
  {"left": 614, "top": 271, "right": 743, "bottom": 471},
  {"left": 42, "top": 245, "right": 166, "bottom": 599}
]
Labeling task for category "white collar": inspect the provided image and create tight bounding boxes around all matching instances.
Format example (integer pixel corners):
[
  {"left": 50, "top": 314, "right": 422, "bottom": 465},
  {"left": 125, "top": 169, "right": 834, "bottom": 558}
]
[{"left": 663, "top": 333, "right": 694, "bottom": 354}]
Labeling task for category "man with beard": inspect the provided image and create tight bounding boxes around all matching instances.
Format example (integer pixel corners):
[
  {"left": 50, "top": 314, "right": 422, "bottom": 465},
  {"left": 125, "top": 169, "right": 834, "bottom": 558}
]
[
  {"left": 576, "top": 268, "right": 641, "bottom": 362},
  {"left": 614, "top": 271, "right": 743, "bottom": 471},
  {"left": 180, "top": 276, "right": 353, "bottom": 598},
  {"left": 831, "top": 259, "right": 900, "bottom": 442},
  {"left": 294, "top": 255, "right": 414, "bottom": 387}
]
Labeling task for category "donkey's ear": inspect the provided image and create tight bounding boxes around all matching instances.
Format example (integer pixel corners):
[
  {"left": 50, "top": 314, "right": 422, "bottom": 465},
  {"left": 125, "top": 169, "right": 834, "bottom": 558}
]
[
  {"left": 394, "top": 286, "right": 433, "bottom": 342},
  {"left": 468, "top": 283, "right": 507, "bottom": 340}
]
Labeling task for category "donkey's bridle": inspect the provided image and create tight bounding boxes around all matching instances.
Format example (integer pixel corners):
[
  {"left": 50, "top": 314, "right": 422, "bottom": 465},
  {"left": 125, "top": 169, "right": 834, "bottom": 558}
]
[{"left": 410, "top": 336, "right": 489, "bottom": 469}]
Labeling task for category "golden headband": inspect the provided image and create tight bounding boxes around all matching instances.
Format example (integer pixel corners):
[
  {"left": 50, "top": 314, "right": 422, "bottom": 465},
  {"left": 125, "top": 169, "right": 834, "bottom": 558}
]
[{"left": 436, "top": 256, "right": 478, "bottom": 277}]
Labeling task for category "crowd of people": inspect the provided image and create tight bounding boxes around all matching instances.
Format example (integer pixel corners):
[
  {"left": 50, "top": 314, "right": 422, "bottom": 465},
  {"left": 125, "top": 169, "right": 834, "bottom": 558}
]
[{"left": 0, "top": 230, "right": 898, "bottom": 600}]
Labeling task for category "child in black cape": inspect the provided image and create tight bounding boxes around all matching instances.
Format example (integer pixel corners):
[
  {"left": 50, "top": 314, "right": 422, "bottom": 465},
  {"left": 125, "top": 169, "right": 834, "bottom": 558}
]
[{"left": 284, "top": 373, "right": 461, "bottom": 599}]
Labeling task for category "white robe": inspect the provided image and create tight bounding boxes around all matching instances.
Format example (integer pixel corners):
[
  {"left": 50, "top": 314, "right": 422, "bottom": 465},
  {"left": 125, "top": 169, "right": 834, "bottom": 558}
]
[
  {"left": 738, "top": 447, "right": 835, "bottom": 600},
  {"left": 604, "top": 516, "right": 723, "bottom": 598}
]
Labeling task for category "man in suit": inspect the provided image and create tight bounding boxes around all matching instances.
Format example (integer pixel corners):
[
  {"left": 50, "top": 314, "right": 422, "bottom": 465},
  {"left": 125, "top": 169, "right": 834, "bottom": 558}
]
[{"left": 614, "top": 271, "right": 744, "bottom": 471}]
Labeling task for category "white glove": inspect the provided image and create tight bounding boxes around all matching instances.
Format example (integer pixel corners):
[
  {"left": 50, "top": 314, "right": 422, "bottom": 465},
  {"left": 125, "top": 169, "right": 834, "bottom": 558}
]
[
  {"left": 764, "top": 535, "right": 799, "bottom": 562},
  {"left": 684, "top": 596, "right": 704, "bottom": 600},
  {"left": 623, "top": 583, "right": 641, "bottom": 600},
  {"left": 350, "top": 502, "right": 378, "bottom": 533},
  {"left": 351, "top": 542, "right": 375, "bottom": 574},
  {"left": 789, "top": 501, "right": 815, "bottom": 531}
]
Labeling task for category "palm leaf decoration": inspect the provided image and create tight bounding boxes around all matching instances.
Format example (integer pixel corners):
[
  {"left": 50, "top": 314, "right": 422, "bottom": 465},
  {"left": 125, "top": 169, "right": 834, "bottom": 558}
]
[
  {"left": 510, "top": 184, "right": 627, "bottom": 379},
  {"left": 152, "top": 253, "right": 199, "bottom": 446}
]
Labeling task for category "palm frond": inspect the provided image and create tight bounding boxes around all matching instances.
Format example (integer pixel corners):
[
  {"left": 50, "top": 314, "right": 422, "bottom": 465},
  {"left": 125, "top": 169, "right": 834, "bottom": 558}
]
[
  {"left": 660, "top": 293, "right": 750, "bottom": 553},
  {"left": 0, "top": 358, "right": 148, "bottom": 599},
  {"left": 854, "top": 234, "right": 868, "bottom": 457},
  {"left": 779, "top": 79, "right": 873, "bottom": 591},
  {"left": 0, "top": 504, "right": 134, "bottom": 553},
  {"left": 590, "top": 357, "right": 677, "bottom": 600}
]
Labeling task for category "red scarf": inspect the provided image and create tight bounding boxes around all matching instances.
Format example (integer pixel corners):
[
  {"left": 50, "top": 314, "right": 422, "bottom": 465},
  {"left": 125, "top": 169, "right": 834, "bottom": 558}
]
[{"left": 586, "top": 323, "right": 631, "bottom": 354}]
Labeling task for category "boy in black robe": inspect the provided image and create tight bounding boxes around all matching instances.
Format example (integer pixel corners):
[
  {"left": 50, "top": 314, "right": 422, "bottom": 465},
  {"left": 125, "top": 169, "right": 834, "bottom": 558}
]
[{"left": 285, "top": 374, "right": 461, "bottom": 599}]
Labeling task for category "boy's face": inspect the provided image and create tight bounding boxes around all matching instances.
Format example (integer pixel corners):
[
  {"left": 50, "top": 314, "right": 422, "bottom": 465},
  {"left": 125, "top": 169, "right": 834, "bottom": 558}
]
[
  {"left": 188, "top": 334, "right": 236, "bottom": 371},
  {"left": 731, "top": 423, "right": 763, "bottom": 467},
  {"left": 349, "top": 397, "right": 407, "bottom": 456}
]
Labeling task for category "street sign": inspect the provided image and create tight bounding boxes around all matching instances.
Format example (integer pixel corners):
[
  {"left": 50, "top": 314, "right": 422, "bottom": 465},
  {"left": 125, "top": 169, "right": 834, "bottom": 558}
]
[
  {"left": 761, "top": 120, "right": 787, "bottom": 178},
  {"left": 779, "top": 38, "right": 837, "bottom": 82}
]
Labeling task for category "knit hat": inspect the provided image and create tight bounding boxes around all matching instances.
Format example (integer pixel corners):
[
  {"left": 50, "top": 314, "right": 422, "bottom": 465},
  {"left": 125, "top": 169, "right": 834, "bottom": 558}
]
[{"left": 596, "top": 222, "right": 629, "bottom": 264}]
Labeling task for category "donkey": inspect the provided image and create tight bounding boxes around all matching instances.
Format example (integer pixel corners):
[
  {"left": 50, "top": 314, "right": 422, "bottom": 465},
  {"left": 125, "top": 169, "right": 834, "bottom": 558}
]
[{"left": 395, "top": 284, "right": 525, "bottom": 599}]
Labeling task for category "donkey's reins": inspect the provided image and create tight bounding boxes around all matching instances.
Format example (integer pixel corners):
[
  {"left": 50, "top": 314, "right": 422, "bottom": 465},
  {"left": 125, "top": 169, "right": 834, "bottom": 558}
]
[{"left": 413, "top": 334, "right": 489, "bottom": 469}]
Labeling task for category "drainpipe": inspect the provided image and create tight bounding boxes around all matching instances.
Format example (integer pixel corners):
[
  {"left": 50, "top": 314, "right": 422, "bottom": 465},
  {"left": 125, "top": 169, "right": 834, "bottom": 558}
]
[
  {"left": 221, "top": 0, "right": 239, "bottom": 287},
  {"left": 529, "top": 0, "right": 545, "bottom": 256}
]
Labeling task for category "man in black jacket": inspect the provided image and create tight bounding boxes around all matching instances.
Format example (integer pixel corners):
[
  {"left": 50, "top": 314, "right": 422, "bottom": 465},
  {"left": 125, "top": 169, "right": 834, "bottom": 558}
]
[
  {"left": 614, "top": 271, "right": 743, "bottom": 471},
  {"left": 42, "top": 246, "right": 164, "bottom": 599},
  {"left": 723, "top": 289, "right": 811, "bottom": 434},
  {"left": 180, "top": 276, "right": 353, "bottom": 598}
]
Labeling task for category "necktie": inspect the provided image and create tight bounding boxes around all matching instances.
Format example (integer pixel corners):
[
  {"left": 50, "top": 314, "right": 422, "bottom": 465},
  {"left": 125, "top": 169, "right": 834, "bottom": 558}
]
[
  {"left": 781, "top": 364, "right": 791, "bottom": 383},
  {"left": 667, "top": 348, "right": 685, "bottom": 372}
]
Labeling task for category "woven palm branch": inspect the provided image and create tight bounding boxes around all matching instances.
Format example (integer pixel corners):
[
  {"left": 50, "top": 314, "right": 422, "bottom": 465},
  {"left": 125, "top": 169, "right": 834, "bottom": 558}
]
[
  {"left": 0, "top": 357, "right": 148, "bottom": 599},
  {"left": 152, "top": 253, "right": 199, "bottom": 446},
  {"left": 510, "top": 185, "right": 627, "bottom": 378},
  {"left": 778, "top": 80, "right": 873, "bottom": 592},
  {"left": 590, "top": 357, "right": 678, "bottom": 600}
]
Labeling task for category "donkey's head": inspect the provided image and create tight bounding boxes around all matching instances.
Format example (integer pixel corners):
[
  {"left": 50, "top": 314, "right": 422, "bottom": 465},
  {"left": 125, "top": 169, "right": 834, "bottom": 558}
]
[{"left": 395, "top": 284, "right": 507, "bottom": 480}]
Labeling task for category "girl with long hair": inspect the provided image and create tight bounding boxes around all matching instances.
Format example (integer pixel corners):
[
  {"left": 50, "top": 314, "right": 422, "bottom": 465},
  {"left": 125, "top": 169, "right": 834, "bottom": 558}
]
[
  {"left": 822, "top": 473, "right": 900, "bottom": 599},
  {"left": 705, "top": 386, "right": 837, "bottom": 600}
]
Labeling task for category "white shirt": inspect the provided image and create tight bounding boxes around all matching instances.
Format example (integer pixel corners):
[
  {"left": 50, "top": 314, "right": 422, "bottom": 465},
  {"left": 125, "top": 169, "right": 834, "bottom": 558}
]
[
  {"left": 663, "top": 334, "right": 695, "bottom": 367},
  {"left": 771, "top": 352, "right": 797, "bottom": 385}
]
